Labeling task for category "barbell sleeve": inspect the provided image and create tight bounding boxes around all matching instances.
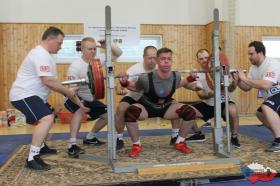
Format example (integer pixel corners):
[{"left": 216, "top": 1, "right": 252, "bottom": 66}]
[{"left": 61, "top": 78, "right": 88, "bottom": 85}]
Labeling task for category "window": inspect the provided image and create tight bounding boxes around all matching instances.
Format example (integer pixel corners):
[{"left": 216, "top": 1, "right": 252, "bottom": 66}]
[
  {"left": 117, "top": 35, "right": 162, "bottom": 62},
  {"left": 56, "top": 34, "right": 163, "bottom": 63},
  {"left": 262, "top": 36, "right": 280, "bottom": 59},
  {"left": 56, "top": 35, "right": 83, "bottom": 64}
]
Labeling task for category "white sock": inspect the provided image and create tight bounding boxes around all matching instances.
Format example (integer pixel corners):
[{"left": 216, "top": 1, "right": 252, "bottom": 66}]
[
  {"left": 133, "top": 140, "right": 141, "bottom": 145},
  {"left": 175, "top": 136, "right": 185, "bottom": 144},
  {"left": 28, "top": 145, "right": 41, "bottom": 161},
  {"left": 68, "top": 138, "right": 77, "bottom": 149},
  {"left": 171, "top": 128, "right": 179, "bottom": 138},
  {"left": 117, "top": 133, "right": 124, "bottom": 140},
  {"left": 86, "top": 131, "right": 96, "bottom": 140}
]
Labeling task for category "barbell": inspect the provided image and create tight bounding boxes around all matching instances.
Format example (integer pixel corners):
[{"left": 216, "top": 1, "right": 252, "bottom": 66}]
[
  {"left": 61, "top": 60, "right": 105, "bottom": 99},
  {"left": 61, "top": 54, "right": 244, "bottom": 99}
]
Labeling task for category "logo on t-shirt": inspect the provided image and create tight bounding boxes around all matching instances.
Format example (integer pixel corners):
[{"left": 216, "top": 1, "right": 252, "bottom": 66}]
[
  {"left": 67, "top": 76, "right": 76, "bottom": 80},
  {"left": 264, "top": 72, "right": 275, "bottom": 78},
  {"left": 40, "top": 66, "right": 50, "bottom": 72}
]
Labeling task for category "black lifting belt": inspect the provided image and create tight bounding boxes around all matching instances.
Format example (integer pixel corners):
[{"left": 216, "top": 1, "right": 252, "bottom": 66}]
[{"left": 139, "top": 95, "right": 173, "bottom": 110}]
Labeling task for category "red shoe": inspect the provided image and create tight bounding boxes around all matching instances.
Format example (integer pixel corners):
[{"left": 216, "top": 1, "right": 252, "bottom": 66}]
[
  {"left": 129, "top": 144, "right": 142, "bottom": 158},
  {"left": 174, "top": 142, "right": 192, "bottom": 154}
]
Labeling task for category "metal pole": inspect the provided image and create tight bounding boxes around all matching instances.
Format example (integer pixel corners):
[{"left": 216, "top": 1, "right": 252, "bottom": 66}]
[
  {"left": 212, "top": 8, "right": 225, "bottom": 155},
  {"left": 223, "top": 69, "right": 231, "bottom": 153},
  {"left": 105, "top": 5, "right": 117, "bottom": 162}
]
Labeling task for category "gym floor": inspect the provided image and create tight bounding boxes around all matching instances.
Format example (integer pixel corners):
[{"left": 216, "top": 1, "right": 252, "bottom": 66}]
[{"left": 0, "top": 115, "right": 261, "bottom": 135}]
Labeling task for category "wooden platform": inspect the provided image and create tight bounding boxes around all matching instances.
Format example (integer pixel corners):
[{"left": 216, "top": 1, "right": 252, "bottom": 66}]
[{"left": 0, "top": 133, "right": 279, "bottom": 186}]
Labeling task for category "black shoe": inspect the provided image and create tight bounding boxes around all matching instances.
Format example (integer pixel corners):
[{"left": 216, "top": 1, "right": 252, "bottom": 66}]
[
  {"left": 83, "top": 137, "right": 105, "bottom": 146},
  {"left": 68, "top": 145, "right": 85, "bottom": 158},
  {"left": 170, "top": 136, "right": 178, "bottom": 145},
  {"left": 40, "top": 143, "right": 57, "bottom": 155},
  {"left": 266, "top": 141, "right": 280, "bottom": 152},
  {"left": 186, "top": 133, "right": 206, "bottom": 142},
  {"left": 116, "top": 138, "right": 124, "bottom": 150},
  {"left": 26, "top": 155, "right": 51, "bottom": 171},
  {"left": 231, "top": 137, "right": 241, "bottom": 148}
]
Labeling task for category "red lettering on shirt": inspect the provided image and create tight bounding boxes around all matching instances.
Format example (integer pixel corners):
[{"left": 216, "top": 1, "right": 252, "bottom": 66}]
[
  {"left": 67, "top": 76, "right": 76, "bottom": 80},
  {"left": 264, "top": 72, "right": 275, "bottom": 78},
  {"left": 40, "top": 66, "right": 50, "bottom": 72}
]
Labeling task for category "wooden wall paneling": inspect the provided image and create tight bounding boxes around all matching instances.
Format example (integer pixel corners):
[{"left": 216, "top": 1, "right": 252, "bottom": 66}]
[
  {"left": 0, "top": 25, "right": 3, "bottom": 109},
  {"left": 2, "top": 23, "right": 280, "bottom": 115},
  {"left": 0, "top": 23, "right": 83, "bottom": 111},
  {"left": 234, "top": 26, "right": 279, "bottom": 114}
]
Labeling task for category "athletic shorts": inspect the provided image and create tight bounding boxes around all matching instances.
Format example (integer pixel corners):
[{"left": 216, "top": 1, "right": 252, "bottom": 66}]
[
  {"left": 257, "top": 93, "right": 280, "bottom": 115},
  {"left": 120, "top": 96, "right": 138, "bottom": 105},
  {"left": 64, "top": 99, "right": 107, "bottom": 120},
  {"left": 11, "top": 95, "right": 54, "bottom": 124},
  {"left": 192, "top": 101, "right": 235, "bottom": 121},
  {"left": 137, "top": 97, "right": 173, "bottom": 118}
]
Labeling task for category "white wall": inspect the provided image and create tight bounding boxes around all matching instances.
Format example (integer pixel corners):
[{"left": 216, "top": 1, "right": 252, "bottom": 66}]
[
  {"left": 0, "top": 0, "right": 210, "bottom": 25},
  {"left": 236, "top": 0, "right": 280, "bottom": 26},
  {"left": 0, "top": 0, "right": 280, "bottom": 26}
]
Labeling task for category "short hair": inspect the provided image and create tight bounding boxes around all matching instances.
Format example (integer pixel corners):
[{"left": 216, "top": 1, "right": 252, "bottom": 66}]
[
  {"left": 196, "top": 48, "right": 209, "bottom": 58},
  {"left": 42, "top": 26, "right": 64, "bottom": 40},
  {"left": 157, "top": 47, "right": 173, "bottom": 57},
  {"left": 143, "top": 46, "right": 157, "bottom": 57},
  {"left": 248, "top": 41, "right": 266, "bottom": 56},
  {"left": 81, "top": 37, "right": 96, "bottom": 47}
]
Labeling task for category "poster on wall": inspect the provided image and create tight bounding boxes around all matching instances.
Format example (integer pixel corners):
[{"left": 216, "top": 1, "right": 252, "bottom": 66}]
[
  {"left": 84, "top": 24, "right": 140, "bottom": 46},
  {"left": 84, "top": 24, "right": 141, "bottom": 62}
]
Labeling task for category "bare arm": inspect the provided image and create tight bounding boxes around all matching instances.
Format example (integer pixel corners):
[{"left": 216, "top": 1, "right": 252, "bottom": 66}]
[
  {"left": 41, "top": 76, "right": 90, "bottom": 112},
  {"left": 118, "top": 74, "right": 140, "bottom": 92},
  {"left": 239, "top": 78, "right": 273, "bottom": 90},
  {"left": 99, "top": 40, "right": 123, "bottom": 61},
  {"left": 237, "top": 70, "right": 273, "bottom": 91},
  {"left": 228, "top": 73, "right": 238, "bottom": 92},
  {"left": 111, "top": 43, "right": 123, "bottom": 60},
  {"left": 180, "top": 78, "right": 203, "bottom": 91},
  {"left": 196, "top": 89, "right": 214, "bottom": 99}
]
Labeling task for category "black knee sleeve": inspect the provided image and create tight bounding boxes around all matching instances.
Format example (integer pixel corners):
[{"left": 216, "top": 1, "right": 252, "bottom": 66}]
[
  {"left": 125, "top": 105, "right": 142, "bottom": 122},
  {"left": 176, "top": 105, "right": 196, "bottom": 121}
]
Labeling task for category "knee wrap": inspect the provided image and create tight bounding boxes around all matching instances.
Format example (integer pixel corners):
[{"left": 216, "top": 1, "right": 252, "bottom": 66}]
[
  {"left": 176, "top": 105, "right": 196, "bottom": 121},
  {"left": 125, "top": 105, "right": 142, "bottom": 122}
]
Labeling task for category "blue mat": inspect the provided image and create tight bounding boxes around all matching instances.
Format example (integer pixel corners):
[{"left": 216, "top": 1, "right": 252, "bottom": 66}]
[{"left": 0, "top": 125, "right": 273, "bottom": 166}]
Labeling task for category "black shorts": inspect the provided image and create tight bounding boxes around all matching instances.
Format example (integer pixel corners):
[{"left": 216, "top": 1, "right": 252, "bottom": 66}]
[
  {"left": 257, "top": 93, "right": 280, "bottom": 115},
  {"left": 64, "top": 99, "right": 107, "bottom": 120},
  {"left": 137, "top": 97, "right": 172, "bottom": 118},
  {"left": 120, "top": 96, "right": 138, "bottom": 105},
  {"left": 11, "top": 96, "right": 54, "bottom": 124},
  {"left": 192, "top": 101, "right": 235, "bottom": 121}
]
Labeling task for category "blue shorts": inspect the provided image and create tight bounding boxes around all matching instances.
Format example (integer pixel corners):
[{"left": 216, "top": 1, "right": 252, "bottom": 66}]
[
  {"left": 64, "top": 99, "right": 107, "bottom": 120},
  {"left": 11, "top": 96, "right": 54, "bottom": 124}
]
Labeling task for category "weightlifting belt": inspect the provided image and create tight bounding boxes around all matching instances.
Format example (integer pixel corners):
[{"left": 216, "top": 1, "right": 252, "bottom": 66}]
[{"left": 139, "top": 95, "right": 173, "bottom": 110}]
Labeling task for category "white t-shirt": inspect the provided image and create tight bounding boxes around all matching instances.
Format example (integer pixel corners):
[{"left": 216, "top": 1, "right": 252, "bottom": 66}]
[
  {"left": 196, "top": 72, "right": 228, "bottom": 106},
  {"left": 126, "top": 62, "right": 154, "bottom": 101},
  {"left": 67, "top": 54, "right": 105, "bottom": 101},
  {"left": 248, "top": 57, "right": 280, "bottom": 100},
  {"left": 9, "top": 45, "right": 57, "bottom": 102}
]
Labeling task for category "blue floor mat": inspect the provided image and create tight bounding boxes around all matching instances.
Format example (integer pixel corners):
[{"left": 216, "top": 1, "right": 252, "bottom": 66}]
[{"left": 0, "top": 125, "right": 273, "bottom": 166}]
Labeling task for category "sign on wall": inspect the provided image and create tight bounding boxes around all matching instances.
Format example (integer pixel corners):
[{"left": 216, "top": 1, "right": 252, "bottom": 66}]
[{"left": 84, "top": 24, "right": 140, "bottom": 46}]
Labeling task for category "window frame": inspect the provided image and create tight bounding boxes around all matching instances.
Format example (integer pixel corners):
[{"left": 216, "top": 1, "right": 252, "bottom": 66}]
[{"left": 262, "top": 36, "right": 280, "bottom": 59}]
